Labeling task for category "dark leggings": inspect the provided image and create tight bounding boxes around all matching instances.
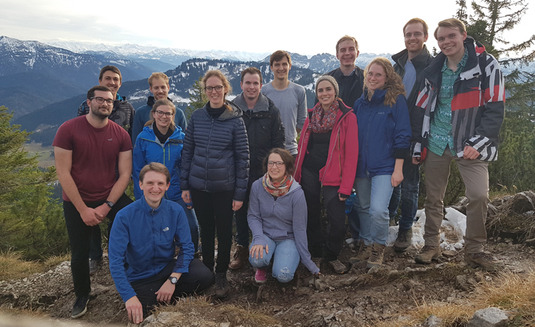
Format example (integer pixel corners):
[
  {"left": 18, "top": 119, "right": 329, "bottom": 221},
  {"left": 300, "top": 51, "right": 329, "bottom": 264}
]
[{"left": 190, "top": 189, "right": 234, "bottom": 273}]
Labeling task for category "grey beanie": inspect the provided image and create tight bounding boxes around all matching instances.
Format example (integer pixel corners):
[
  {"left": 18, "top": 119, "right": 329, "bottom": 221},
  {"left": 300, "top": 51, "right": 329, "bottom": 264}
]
[{"left": 315, "top": 75, "right": 339, "bottom": 98}]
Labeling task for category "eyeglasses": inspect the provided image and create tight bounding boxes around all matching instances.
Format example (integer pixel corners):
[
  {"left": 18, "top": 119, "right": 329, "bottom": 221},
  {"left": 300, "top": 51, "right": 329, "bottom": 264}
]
[
  {"left": 91, "top": 97, "right": 114, "bottom": 105},
  {"left": 205, "top": 85, "right": 224, "bottom": 92},
  {"left": 267, "top": 161, "right": 285, "bottom": 167},
  {"left": 155, "top": 110, "right": 173, "bottom": 117}
]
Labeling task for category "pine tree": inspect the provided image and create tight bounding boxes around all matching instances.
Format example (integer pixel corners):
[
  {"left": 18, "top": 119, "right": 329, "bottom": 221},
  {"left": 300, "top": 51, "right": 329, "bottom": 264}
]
[
  {"left": 184, "top": 78, "right": 208, "bottom": 120},
  {"left": 0, "top": 106, "right": 67, "bottom": 259}
]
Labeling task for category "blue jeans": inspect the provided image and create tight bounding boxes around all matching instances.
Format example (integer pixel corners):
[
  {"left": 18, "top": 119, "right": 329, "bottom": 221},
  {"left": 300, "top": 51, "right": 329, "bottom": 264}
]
[
  {"left": 355, "top": 175, "right": 394, "bottom": 245},
  {"left": 249, "top": 237, "right": 300, "bottom": 283},
  {"left": 388, "top": 160, "right": 420, "bottom": 232},
  {"left": 176, "top": 197, "right": 200, "bottom": 253},
  {"left": 346, "top": 193, "right": 360, "bottom": 240}
]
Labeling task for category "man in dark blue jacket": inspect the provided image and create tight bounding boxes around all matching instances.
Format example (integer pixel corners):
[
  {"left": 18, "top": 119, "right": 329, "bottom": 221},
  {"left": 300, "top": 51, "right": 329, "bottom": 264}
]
[
  {"left": 109, "top": 163, "right": 213, "bottom": 324},
  {"left": 389, "top": 18, "right": 433, "bottom": 252},
  {"left": 228, "top": 67, "right": 285, "bottom": 270}
]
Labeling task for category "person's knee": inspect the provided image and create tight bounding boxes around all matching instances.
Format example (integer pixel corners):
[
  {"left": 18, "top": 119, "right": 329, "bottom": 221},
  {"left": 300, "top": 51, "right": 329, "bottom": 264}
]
[
  {"left": 273, "top": 266, "right": 294, "bottom": 283},
  {"left": 249, "top": 256, "right": 270, "bottom": 268}
]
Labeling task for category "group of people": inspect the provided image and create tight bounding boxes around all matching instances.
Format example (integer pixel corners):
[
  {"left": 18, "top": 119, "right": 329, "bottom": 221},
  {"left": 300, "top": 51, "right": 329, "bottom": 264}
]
[{"left": 52, "top": 16, "right": 504, "bottom": 324}]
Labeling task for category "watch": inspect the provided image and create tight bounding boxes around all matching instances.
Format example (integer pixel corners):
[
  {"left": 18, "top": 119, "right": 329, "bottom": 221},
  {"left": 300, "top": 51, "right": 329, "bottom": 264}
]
[
  {"left": 105, "top": 200, "right": 115, "bottom": 209},
  {"left": 168, "top": 276, "right": 178, "bottom": 284}
]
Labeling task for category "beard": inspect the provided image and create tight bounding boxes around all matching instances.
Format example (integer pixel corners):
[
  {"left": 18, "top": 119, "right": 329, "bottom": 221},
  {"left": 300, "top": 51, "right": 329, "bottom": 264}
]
[{"left": 90, "top": 105, "right": 111, "bottom": 120}]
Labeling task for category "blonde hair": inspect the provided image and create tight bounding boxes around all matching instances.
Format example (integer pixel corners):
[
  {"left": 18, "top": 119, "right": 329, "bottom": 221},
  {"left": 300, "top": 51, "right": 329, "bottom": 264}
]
[
  {"left": 364, "top": 57, "right": 405, "bottom": 106},
  {"left": 144, "top": 99, "right": 176, "bottom": 130}
]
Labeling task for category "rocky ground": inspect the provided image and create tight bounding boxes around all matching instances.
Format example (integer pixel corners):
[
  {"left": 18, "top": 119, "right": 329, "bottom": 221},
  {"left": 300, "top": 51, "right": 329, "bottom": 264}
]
[{"left": 1, "top": 192, "right": 535, "bottom": 326}]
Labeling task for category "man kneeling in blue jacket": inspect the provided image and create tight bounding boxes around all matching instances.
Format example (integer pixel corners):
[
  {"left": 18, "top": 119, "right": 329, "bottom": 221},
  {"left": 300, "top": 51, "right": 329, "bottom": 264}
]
[{"left": 109, "top": 162, "right": 214, "bottom": 324}]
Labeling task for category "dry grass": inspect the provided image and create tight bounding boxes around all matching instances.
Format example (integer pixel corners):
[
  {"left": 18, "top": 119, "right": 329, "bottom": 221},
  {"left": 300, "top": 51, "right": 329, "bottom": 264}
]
[
  {"left": 373, "top": 269, "right": 535, "bottom": 327},
  {"left": 153, "top": 296, "right": 281, "bottom": 327},
  {"left": 0, "top": 251, "right": 69, "bottom": 281}
]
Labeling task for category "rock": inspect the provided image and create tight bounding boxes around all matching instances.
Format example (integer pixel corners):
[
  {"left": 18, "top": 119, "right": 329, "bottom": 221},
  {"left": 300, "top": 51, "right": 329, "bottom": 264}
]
[
  {"left": 467, "top": 307, "right": 508, "bottom": 327},
  {"left": 423, "top": 314, "right": 442, "bottom": 327}
]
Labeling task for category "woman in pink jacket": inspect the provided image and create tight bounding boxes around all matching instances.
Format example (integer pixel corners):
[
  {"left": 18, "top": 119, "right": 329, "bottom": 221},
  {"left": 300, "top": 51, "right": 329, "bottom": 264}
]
[{"left": 295, "top": 75, "right": 358, "bottom": 274}]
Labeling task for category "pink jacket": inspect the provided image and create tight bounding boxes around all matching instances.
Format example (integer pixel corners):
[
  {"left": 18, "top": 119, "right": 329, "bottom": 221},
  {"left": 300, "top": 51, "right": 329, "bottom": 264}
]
[{"left": 294, "top": 100, "right": 358, "bottom": 196}]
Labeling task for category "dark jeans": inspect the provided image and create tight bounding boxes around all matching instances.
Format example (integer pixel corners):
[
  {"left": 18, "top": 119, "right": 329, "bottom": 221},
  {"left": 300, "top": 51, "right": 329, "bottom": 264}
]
[
  {"left": 301, "top": 167, "right": 346, "bottom": 260},
  {"left": 190, "top": 189, "right": 234, "bottom": 274},
  {"left": 131, "top": 258, "right": 214, "bottom": 317},
  {"left": 64, "top": 193, "right": 132, "bottom": 297},
  {"left": 234, "top": 184, "right": 252, "bottom": 247},
  {"left": 388, "top": 160, "right": 420, "bottom": 232}
]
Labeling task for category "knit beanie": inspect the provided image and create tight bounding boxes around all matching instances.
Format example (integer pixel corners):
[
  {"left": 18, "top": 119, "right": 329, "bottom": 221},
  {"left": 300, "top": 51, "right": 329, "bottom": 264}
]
[{"left": 315, "top": 75, "right": 339, "bottom": 98}]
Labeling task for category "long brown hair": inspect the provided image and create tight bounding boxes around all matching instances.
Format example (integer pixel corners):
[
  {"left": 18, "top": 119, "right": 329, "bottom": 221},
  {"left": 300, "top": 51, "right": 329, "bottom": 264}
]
[{"left": 364, "top": 57, "right": 405, "bottom": 106}]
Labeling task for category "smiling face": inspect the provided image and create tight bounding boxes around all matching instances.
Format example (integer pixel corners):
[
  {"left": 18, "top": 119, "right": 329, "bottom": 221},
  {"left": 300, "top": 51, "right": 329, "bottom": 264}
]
[
  {"left": 152, "top": 104, "right": 174, "bottom": 132},
  {"left": 240, "top": 72, "right": 262, "bottom": 102},
  {"left": 336, "top": 39, "right": 359, "bottom": 69},
  {"left": 205, "top": 76, "right": 226, "bottom": 108},
  {"left": 87, "top": 90, "right": 114, "bottom": 119},
  {"left": 271, "top": 57, "right": 291, "bottom": 81},
  {"left": 436, "top": 26, "right": 467, "bottom": 61},
  {"left": 99, "top": 71, "right": 121, "bottom": 98},
  {"left": 365, "top": 63, "right": 386, "bottom": 92},
  {"left": 267, "top": 153, "right": 287, "bottom": 183},
  {"left": 150, "top": 77, "right": 170, "bottom": 101},
  {"left": 317, "top": 80, "right": 337, "bottom": 109},
  {"left": 404, "top": 22, "right": 428, "bottom": 57},
  {"left": 139, "top": 170, "right": 170, "bottom": 208}
]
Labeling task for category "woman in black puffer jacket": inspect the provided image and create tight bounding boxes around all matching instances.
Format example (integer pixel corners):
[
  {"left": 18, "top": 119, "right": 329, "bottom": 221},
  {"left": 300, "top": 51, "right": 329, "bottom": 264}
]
[{"left": 181, "top": 70, "right": 249, "bottom": 299}]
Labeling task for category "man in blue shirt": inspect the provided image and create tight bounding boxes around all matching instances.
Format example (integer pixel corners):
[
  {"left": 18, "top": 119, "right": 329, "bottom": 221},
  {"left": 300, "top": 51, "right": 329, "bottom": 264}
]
[{"left": 109, "top": 163, "right": 213, "bottom": 324}]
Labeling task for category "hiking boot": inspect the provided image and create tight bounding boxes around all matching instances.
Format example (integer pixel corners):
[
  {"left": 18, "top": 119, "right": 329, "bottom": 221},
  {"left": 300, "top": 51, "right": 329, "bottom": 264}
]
[
  {"left": 71, "top": 295, "right": 89, "bottom": 319},
  {"left": 366, "top": 243, "right": 386, "bottom": 268},
  {"left": 393, "top": 229, "right": 413, "bottom": 253},
  {"left": 415, "top": 245, "right": 441, "bottom": 264},
  {"left": 215, "top": 272, "right": 229, "bottom": 299},
  {"left": 254, "top": 268, "right": 267, "bottom": 284},
  {"left": 349, "top": 241, "right": 372, "bottom": 264},
  {"left": 228, "top": 245, "right": 249, "bottom": 270},
  {"left": 328, "top": 259, "right": 347, "bottom": 274},
  {"left": 465, "top": 252, "right": 500, "bottom": 272},
  {"left": 89, "top": 258, "right": 102, "bottom": 275}
]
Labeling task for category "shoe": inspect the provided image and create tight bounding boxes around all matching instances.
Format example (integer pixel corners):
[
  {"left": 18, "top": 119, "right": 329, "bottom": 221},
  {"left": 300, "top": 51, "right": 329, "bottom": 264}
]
[
  {"left": 328, "top": 259, "right": 347, "bottom": 274},
  {"left": 228, "top": 245, "right": 249, "bottom": 270},
  {"left": 349, "top": 241, "right": 372, "bottom": 264},
  {"left": 366, "top": 243, "right": 386, "bottom": 268},
  {"left": 215, "top": 272, "right": 229, "bottom": 298},
  {"left": 465, "top": 252, "right": 500, "bottom": 272},
  {"left": 393, "top": 229, "right": 413, "bottom": 253},
  {"left": 415, "top": 245, "right": 441, "bottom": 264},
  {"left": 89, "top": 258, "right": 102, "bottom": 275},
  {"left": 71, "top": 295, "right": 89, "bottom": 319},
  {"left": 254, "top": 268, "right": 267, "bottom": 284}
]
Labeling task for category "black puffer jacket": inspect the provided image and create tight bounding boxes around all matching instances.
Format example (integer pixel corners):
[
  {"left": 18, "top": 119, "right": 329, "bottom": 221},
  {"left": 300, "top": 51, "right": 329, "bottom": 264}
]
[
  {"left": 232, "top": 93, "right": 285, "bottom": 183},
  {"left": 180, "top": 101, "right": 250, "bottom": 201}
]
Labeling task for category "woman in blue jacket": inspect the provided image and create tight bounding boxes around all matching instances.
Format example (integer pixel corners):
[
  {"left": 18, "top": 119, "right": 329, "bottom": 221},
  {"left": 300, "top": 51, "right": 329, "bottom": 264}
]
[
  {"left": 133, "top": 99, "right": 199, "bottom": 252},
  {"left": 180, "top": 70, "right": 249, "bottom": 299},
  {"left": 352, "top": 57, "right": 411, "bottom": 268}
]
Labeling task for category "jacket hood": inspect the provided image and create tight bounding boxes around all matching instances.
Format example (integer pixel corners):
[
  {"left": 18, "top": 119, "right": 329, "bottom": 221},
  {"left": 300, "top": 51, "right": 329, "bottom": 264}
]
[
  {"left": 139, "top": 124, "right": 184, "bottom": 142},
  {"left": 232, "top": 93, "right": 271, "bottom": 113},
  {"left": 358, "top": 88, "right": 387, "bottom": 105}
]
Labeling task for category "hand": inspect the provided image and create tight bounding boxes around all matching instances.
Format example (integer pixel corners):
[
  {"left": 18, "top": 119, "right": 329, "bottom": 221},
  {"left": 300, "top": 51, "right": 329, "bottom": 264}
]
[
  {"left": 79, "top": 207, "right": 101, "bottom": 226},
  {"left": 250, "top": 244, "right": 267, "bottom": 260},
  {"left": 155, "top": 279, "right": 176, "bottom": 303},
  {"left": 463, "top": 145, "right": 480, "bottom": 160},
  {"left": 181, "top": 191, "right": 192, "bottom": 208},
  {"left": 412, "top": 157, "right": 421, "bottom": 165},
  {"left": 232, "top": 200, "right": 243, "bottom": 211},
  {"left": 391, "top": 170, "right": 404, "bottom": 187},
  {"left": 94, "top": 203, "right": 111, "bottom": 222},
  {"left": 125, "top": 296, "right": 143, "bottom": 324},
  {"left": 338, "top": 193, "right": 349, "bottom": 201}
]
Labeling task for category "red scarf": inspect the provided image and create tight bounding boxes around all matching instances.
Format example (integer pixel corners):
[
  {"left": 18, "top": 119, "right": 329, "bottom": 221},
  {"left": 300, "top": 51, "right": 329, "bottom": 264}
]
[{"left": 309, "top": 100, "right": 339, "bottom": 133}]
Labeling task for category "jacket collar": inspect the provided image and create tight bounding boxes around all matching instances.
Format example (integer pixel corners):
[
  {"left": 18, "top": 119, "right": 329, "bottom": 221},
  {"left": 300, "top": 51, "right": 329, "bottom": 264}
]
[{"left": 232, "top": 93, "right": 270, "bottom": 113}]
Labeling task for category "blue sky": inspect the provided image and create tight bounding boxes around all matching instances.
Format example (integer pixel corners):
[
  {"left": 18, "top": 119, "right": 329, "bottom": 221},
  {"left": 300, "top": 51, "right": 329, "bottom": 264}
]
[{"left": 2, "top": 0, "right": 534, "bottom": 57}]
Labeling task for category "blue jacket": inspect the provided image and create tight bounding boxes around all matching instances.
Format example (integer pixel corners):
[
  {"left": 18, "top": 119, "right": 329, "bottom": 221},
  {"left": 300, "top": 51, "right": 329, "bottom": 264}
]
[
  {"left": 247, "top": 177, "right": 319, "bottom": 275},
  {"left": 132, "top": 96, "right": 187, "bottom": 144},
  {"left": 180, "top": 102, "right": 250, "bottom": 201},
  {"left": 353, "top": 89, "right": 411, "bottom": 178},
  {"left": 133, "top": 125, "right": 185, "bottom": 201},
  {"left": 109, "top": 197, "right": 194, "bottom": 303}
]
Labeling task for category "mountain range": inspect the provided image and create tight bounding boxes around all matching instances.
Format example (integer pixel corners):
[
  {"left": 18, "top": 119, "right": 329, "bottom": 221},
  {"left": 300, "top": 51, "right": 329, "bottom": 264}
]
[{"left": 2, "top": 35, "right": 533, "bottom": 146}]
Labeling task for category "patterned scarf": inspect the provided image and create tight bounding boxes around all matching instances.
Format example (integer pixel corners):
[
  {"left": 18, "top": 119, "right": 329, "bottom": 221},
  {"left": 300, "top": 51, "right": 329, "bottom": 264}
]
[
  {"left": 309, "top": 100, "right": 339, "bottom": 133},
  {"left": 262, "top": 173, "right": 294, "bottom": 198}
]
